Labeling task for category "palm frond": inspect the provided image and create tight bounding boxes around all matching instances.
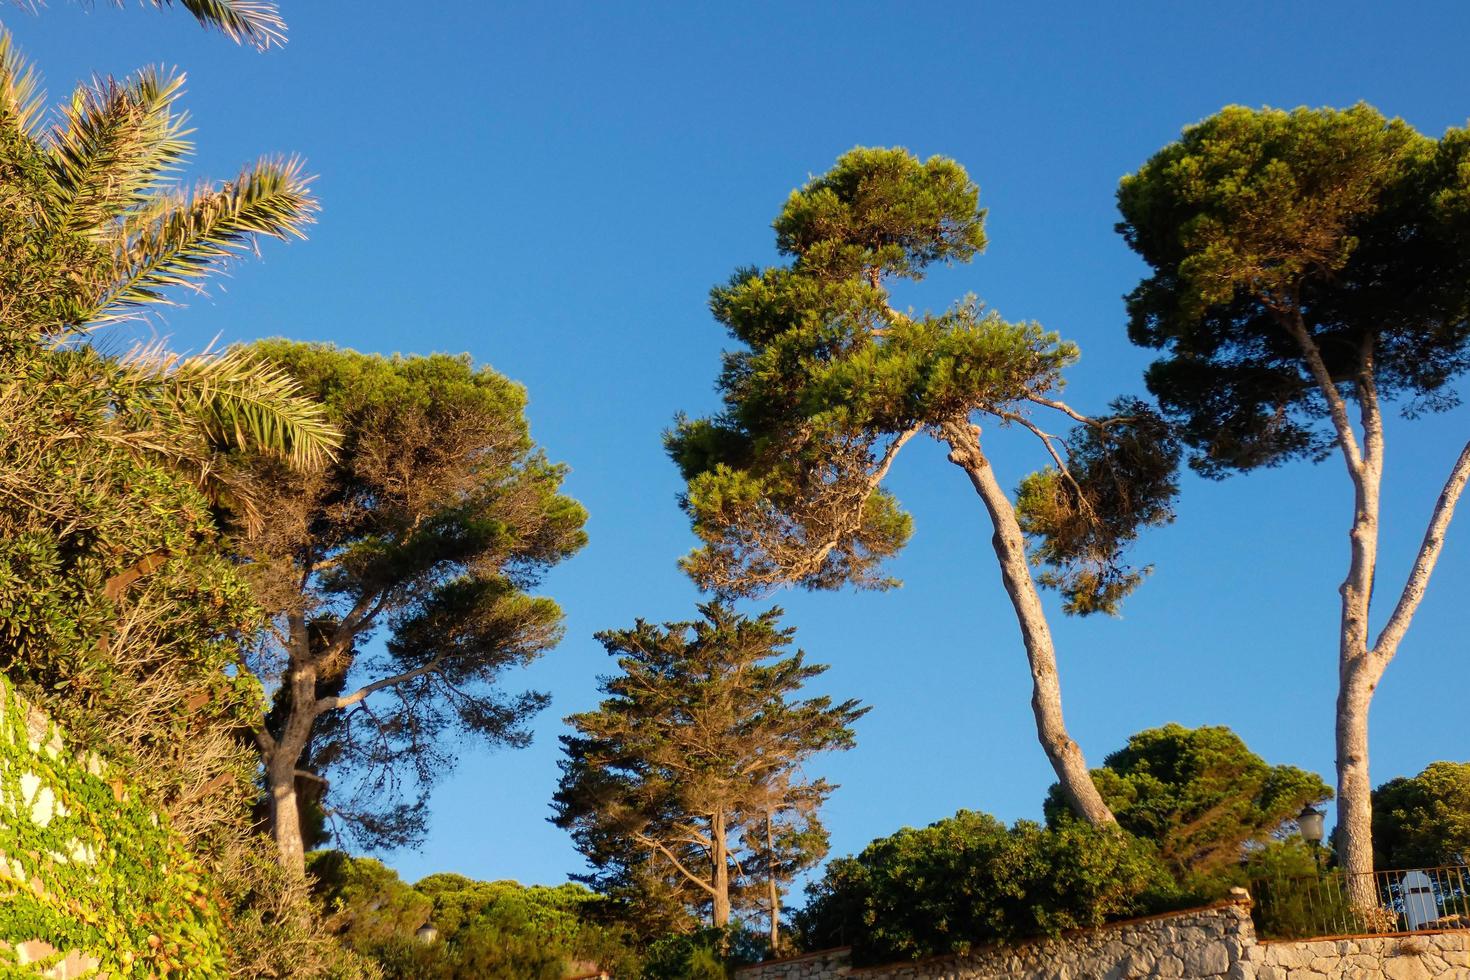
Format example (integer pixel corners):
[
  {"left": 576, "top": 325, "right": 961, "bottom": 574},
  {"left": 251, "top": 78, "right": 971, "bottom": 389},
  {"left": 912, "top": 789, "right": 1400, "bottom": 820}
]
[
  {"left": 0, "top": 28, "right": 45, "bottom": 141},
  {"left": 96, "top": 155, "right": 316, "bottom": 320},
  {"left": 47, "top": 65, "right": 192, "bottom": 233},
  {"left": 139, "top": 0, "right": 287, "bottom": 49},
  {"left": 119, "top": 342, "right": 341, "bottom": 469}
]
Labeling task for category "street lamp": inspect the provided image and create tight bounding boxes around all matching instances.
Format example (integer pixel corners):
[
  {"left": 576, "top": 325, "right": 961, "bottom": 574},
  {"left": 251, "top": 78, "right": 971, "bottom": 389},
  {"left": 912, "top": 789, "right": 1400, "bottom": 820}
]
[{"left": 1298, "top": 804, "right": 1326, "bottom": 873}]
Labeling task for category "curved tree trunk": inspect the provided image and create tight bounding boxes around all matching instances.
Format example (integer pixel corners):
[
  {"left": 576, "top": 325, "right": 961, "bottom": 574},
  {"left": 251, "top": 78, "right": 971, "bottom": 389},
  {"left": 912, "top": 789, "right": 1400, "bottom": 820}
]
[{"left": 941, "top": 421, "right": 1116, "bottom": 827}]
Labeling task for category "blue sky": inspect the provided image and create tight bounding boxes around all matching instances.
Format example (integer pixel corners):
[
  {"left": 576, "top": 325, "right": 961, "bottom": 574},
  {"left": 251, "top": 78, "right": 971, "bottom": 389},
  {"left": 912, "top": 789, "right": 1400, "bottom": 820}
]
[{"left": 9, "top": 2, "right": 1469, "bottom": 890}]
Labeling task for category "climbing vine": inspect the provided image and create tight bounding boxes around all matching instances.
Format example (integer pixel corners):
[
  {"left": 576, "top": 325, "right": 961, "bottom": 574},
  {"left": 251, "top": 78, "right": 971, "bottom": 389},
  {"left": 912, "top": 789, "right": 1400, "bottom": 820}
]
[{"left": 0, "top": 676, "right": 227, "bottom": 977}]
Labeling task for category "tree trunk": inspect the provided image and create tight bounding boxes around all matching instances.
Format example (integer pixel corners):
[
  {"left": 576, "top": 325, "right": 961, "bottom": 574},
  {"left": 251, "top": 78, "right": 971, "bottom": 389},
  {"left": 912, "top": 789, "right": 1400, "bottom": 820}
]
[
  {"left": 1336, "top": 656, "right": 1379, "bottom": 907},
  {"left": 264, "top": 617, "right": 321, "bottom": 876},
  {"left": 766, "top": 812, "right": 780, "bottom": 952},
  {"left": 267, "top": 746, "right": 308, "bottom": 874},
  {"left": 711, "top": 810, "right": 731, "bottom": 928},
  {"left": 941, "top": 421, "right": 1115, "bottom": 827}
]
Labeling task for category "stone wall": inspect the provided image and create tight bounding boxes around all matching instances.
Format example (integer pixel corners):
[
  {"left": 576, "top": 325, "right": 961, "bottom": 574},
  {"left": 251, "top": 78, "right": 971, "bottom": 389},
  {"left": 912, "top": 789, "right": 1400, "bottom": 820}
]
[
  {"left": 735, "top": 897, "right": 1470, "bottom": 980},
  {"left": 736, "top": 898, "right": 1255, "bottom": 979},
  {"left": 1256, "top": 932, "right": 1470, "bottom": 978}
]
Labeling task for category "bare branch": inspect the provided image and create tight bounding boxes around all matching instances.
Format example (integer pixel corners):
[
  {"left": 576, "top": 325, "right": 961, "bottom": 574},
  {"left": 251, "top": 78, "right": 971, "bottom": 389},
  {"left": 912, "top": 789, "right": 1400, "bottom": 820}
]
[
  {"left": 326, "top": 656, "right": 445, "bottom": 712},
  {"left": 1372, "top": 438, "right": 1470, "bottom": 663},
  {"left": 631, "top": 830, "right": 718, "bottom": 896},
  {"left": 1275, "top": 308, "right": 1366, "bottom": 478}
]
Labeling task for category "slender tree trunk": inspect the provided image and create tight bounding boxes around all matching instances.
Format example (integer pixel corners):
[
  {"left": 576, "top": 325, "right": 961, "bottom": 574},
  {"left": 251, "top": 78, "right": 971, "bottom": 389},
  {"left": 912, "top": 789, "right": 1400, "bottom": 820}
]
[
  {"left": 711, "top": 810, "right": 731, "bottom": 928},
  {"left": 766, "top": 812, "right": 780, "bottom": 952},
  {"left": 940, "top": 421, "right": 1115, "bottom": 827},
  {"left": 1334, "top": 457, "right": 1380, "bottom": 890},
  {"left": 1280, "top": 325, "right": 1384, "bottom": 892},
  {"left": 264, "top": 613, "right": 320, "bottom": 876}
]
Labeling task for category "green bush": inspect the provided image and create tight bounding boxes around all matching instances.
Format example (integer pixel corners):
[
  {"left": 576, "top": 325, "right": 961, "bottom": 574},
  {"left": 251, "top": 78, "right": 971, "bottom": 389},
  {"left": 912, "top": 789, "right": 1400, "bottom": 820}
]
[
  {"left": 795, "top": 810, "right": 1177, "bottom": 964},
  {"left": 638, "top": 927, "right": 765, "bottom": 980}
]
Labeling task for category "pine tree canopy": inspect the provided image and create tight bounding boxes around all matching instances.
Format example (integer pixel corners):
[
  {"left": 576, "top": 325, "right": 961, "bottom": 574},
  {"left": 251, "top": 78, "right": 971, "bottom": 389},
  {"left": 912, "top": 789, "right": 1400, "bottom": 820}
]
[
  {"left": 1117, "top": 104, "right": 1470, "bottom": 476},
  {"left": 669, "top": 146, "right": 1180, "bottom": 615}
]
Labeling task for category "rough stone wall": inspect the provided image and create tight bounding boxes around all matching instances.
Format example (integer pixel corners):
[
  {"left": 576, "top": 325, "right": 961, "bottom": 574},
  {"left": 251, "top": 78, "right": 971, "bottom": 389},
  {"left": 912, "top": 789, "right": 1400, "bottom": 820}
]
[
  {"left": 736, "top": 900, "right": 1255, "bottom": 979},
  {"left": 736, "top": 901, "right": 1470, "bottom": 980},
  {"left": 1255, "top": 932, "right": 1470, "bottom": 979}
]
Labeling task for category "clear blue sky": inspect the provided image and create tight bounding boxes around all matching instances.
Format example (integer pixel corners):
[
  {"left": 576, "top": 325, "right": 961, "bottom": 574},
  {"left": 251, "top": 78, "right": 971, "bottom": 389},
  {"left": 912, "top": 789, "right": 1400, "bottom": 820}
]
[{"left": 9, "top": 1, "right": 1469, "bottom": 890}]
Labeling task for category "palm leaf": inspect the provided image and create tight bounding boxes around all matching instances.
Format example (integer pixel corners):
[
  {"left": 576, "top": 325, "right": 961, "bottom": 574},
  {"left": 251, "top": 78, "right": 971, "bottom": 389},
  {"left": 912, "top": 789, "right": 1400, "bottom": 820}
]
[
  {"left": 96, "top": 155, "right": 316, "bottom": 321},
  {"left": 119, "top": 342, "right": 341, "bottom": 469},
  {"left": 8, "top": 2, "right": 286, "bottom": 51},
  {"left": 0, "top": 28, "right": 44, "bottom": 141},
  {"left": 47, "top": 65, "right": 192, "bottom": 233},
  {"left": 126, "top": 0, "right": 287, "bottom": 49}
]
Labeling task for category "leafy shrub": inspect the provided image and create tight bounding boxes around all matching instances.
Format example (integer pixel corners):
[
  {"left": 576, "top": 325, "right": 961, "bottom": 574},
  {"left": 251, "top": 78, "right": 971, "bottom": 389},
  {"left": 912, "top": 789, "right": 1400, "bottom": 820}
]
[
  {"left": 638, "top": 927, "right": 766, "bottom": 980},
  {"left": 795, "top": 809, "right": 1176, "bottom": 964}
]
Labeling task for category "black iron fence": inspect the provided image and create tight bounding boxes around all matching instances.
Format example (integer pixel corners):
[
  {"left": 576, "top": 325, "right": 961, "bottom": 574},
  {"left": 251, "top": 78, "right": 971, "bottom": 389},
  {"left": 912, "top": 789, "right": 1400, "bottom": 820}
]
[{"left": 1252, "top": 865, "right": 1470, "bottom": 940}]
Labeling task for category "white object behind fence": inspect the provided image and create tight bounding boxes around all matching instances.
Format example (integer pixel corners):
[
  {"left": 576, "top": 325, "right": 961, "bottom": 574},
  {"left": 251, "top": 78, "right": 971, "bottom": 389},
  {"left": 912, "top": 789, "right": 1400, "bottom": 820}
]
[{"left": 1402, "top": 869, "right": 1438, "bottom": 930}]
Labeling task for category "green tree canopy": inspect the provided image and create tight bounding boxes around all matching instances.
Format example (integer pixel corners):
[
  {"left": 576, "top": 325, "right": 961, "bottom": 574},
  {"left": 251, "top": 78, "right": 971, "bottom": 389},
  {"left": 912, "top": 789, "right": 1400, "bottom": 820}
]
[
  {"left": 308, "top": 854, "right": 641, "bottom": 980},
  {"left": 795, "top": 810, "right": 1174, "bottom": 965},
  {"left": 234, "top": 341, "right": 587, "bottom": 874},
  {"left": 1372, "top": 762, "right": 1470, "bottom": 869},
  {"left": 1044, "top": 724, "right": 1331, "bottom": 884},
  {"left": 669, "top": 146, "right": 1179, "bottom": 826},
  {"left": 553, "top": 603, "right": 865, "bottom": 931},
  {"left": 1117, "top": 102, "right": 1470, "bottom": 882}
]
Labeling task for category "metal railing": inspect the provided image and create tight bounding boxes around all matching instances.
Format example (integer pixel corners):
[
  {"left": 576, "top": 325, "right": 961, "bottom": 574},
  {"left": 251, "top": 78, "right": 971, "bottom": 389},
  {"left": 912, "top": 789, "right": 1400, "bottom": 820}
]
[{"left": 1252, "top": 865, "right": 1470, "bottom": 940}]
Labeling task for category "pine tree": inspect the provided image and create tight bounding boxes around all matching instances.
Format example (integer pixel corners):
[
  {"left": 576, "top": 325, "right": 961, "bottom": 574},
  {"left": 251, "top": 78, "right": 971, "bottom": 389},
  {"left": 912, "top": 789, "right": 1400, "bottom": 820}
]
[
  {"left": 553, "top": 603, "right": 865, "bottom": 932},
  {"left": 667, "top": 147, "right": 1180, "bottom": 824}
]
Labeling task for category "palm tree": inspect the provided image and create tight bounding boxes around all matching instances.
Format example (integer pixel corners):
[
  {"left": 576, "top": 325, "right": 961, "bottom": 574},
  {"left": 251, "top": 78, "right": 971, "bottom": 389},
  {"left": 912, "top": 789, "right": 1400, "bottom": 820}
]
[{"left": 0, "top": 29, "right": 338, "bottom": 492}]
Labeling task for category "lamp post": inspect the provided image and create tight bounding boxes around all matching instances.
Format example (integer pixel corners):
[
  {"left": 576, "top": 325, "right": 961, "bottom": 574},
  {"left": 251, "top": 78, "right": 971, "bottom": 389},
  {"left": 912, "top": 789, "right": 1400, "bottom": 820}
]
[{"left": 1298, "top": 804, "right": 1326, "bottom": 874}]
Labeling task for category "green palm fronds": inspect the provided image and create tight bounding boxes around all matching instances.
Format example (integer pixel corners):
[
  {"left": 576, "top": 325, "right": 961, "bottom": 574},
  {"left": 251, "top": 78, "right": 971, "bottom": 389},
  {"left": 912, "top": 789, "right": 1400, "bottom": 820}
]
[
  {"left": 48, "top": 66, "right": 191, "bottom": 233},
  {"left": 0, "top": 26, "right": 319, "bottom": 331},
  {"left": 0, "top": 28, "right": 332, "bottom": 513},
  {"left": 119, "top": 342, "right": 341, "bottom": 470},
  {"left": 99, "top": 156, "right": 316, "bottom": 321},
  {"left": 0, "top": 30, "right": 44, "bottom": 140}
]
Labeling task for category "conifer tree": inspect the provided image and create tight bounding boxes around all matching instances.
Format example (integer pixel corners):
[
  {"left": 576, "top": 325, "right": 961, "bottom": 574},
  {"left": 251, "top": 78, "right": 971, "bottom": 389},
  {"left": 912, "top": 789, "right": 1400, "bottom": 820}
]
[
  {"left": 668, "top": 147, "right": 1180, "bottom": 825},
  {"left": 1116, "top": 104, "right": 1470, "bottom": 883},
  {"left": 552, "top": 604, "right": 865, "bottom": 932}
]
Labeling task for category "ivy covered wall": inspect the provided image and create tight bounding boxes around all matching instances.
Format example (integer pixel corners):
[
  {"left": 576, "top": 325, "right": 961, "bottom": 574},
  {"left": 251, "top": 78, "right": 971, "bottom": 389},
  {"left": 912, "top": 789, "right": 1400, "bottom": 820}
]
[{"left": 0, "top": 674, "right": 226, "bottom": 977}]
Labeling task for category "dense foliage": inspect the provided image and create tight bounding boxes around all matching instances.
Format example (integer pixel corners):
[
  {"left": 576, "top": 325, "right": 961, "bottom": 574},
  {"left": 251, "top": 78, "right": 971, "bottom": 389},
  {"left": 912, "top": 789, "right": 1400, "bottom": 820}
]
[
  {"left": 309, "top": 853, "right": 641, "bottom": 980},
  {"left": 1372, "top": 762, "right": 1470, "bottom": 869},
  {"left": 0, "top": 32, "right": 364, "bottom": 978},
  {"left": 1044, "top": 724, "right": 1331, "bottom": 885},
  {"left": 796, "top": 810, "right": 1175, "bottom": 964},
  {"left": 0, "top": 677, "right": 226, "bottom": 976}
]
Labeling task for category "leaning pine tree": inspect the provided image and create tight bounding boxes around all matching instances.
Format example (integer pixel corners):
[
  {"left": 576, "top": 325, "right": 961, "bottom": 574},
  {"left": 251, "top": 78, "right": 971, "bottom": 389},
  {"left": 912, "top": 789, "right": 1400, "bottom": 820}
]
[
  {"left": 668, "top": 147, "right": 1180, "bottom": 825},
  {"left": 1116, "top": 104, "right": 1470, "bottom": 884}
]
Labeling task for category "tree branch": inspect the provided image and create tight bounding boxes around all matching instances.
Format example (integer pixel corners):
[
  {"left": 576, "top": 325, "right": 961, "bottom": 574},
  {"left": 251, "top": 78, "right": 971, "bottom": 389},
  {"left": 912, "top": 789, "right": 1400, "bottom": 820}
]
[
  {"left": 1023, "top": 395, "right": 1096, "bottom": 428},
  {"left": 632, "top": 831, "right": 718, "bottom": 896},
  {"left": 1276, "top": 308, "right": 1366, "bottom": 478},
  {"left": 325, "top": 656, "right": 445, "bottom": 712},
  {"left": 1371, "top": 437, "right": 1470, "bottom": 664}
]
